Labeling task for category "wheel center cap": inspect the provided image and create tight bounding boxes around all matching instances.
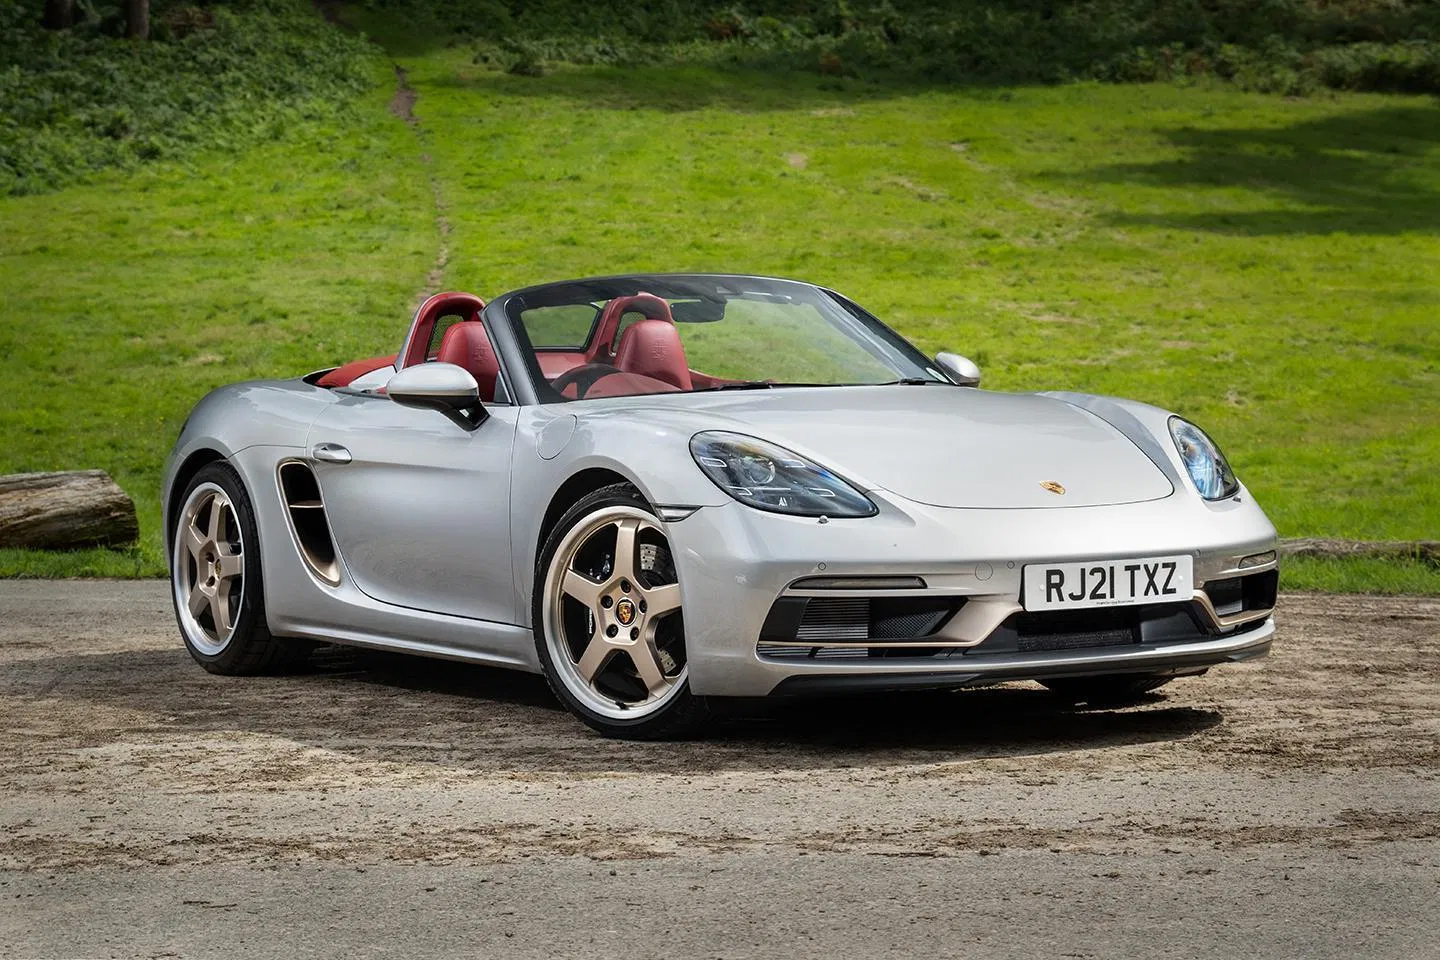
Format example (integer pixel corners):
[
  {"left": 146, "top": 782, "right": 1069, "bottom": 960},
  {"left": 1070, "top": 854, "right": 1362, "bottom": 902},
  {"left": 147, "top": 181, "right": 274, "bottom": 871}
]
[{"left": 614, "top": 598, "right": 637, "bottom": 626}]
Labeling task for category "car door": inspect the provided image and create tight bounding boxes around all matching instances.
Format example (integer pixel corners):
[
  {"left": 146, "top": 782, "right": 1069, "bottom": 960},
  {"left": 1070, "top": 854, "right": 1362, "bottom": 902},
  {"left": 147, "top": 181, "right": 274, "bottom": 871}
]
[{"left": 306, "top": 391, "right": 519, "bottom": 624}]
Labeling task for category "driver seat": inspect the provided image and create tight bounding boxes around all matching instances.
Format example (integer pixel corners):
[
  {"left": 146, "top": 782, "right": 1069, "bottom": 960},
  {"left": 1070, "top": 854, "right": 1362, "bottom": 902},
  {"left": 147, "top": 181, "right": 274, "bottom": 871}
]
[
  {"left": 435, "top": 321, "right": 501, "bottom": 402},
  {"left": 614, "top": 319, "right": 692, "bottom": 391}
]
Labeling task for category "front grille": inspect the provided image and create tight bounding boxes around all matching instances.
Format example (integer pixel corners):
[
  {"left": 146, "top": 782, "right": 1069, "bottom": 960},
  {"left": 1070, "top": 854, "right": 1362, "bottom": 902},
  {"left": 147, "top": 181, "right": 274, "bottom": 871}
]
[
  {"left": 1017, "top": 626, "right": 1134, "bottom": 653},
  {"left": 756, "top": 642, "right": 943, "bottom": 662},
  {"left": 762, "top": 596, "right": 963, "bottom": 645},
  {"left": 970, "top": 602, "right": 1209, "bottom": 656},
  {"left": 757, "top": 594, "right": 1256, "bottom": 664},
  {"left": 796, "top": 598, "right": 869, "bottom": 642},
  {"left": 871, "top": 598, "right": 955, "bottom": 639},
  {"left": 1011, "top": 607, "right": 1141, "bottom": 652}
]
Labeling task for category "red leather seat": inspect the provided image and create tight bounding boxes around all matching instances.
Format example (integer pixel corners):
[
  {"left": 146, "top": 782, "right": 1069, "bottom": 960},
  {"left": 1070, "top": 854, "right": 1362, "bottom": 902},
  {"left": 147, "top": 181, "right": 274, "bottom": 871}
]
[
  {"left": 589, "top": 293, "right": 674, "bottom": 364},
  {"left": 435, "top": 321, "right": 501, "bottom": 402},
  {"left": 613, "top": 318, "right": 693, "bottom": 391}
]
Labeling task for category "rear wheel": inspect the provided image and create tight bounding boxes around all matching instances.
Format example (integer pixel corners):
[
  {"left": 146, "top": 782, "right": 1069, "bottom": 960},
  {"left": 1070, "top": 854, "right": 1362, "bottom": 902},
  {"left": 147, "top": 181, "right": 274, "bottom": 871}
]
[
  {"left": 171, "top": 461, "right": 307, "bottom": 674},
  {"left": 534, "top": 484, "right": 706, "bottom": 739},
  {"left": 1040, "top": 673, "right": 1172, "bottom": 704}
]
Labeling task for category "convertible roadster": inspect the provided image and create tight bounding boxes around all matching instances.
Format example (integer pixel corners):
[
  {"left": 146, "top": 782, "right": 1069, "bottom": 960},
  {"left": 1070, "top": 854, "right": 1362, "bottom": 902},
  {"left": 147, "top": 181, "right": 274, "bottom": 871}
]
[{"left": 164, "top": 273, "right": 1278, "bottom": 738}]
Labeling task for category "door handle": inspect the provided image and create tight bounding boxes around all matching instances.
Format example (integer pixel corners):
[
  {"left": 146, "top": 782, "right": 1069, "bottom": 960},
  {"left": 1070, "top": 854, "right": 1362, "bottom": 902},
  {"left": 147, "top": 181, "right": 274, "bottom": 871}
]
[{"left": 311, "top": 443, "right": 352, "bottom": 464}]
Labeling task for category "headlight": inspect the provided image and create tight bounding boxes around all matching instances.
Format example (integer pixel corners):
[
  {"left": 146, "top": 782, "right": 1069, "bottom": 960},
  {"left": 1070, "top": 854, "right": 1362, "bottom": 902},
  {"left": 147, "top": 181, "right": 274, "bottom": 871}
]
[
  {"left": 689, "top": 431, "right": 877, "bottom": 517},
  {"left": 1169, "top": 417, "right": 1239, "bottom": 501}
]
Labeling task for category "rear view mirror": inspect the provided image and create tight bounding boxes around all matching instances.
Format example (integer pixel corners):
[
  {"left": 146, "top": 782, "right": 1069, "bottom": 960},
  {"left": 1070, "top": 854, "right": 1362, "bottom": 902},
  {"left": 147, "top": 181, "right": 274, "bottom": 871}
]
[
  {"left": 935, "top": 352, "right": 981, "bottom": 387},
  {"left": 388, "top": 362, "right": 487, "bottom": 429},
  {"left": 669, "top": 298, "right": 726, "bottom": 323}
]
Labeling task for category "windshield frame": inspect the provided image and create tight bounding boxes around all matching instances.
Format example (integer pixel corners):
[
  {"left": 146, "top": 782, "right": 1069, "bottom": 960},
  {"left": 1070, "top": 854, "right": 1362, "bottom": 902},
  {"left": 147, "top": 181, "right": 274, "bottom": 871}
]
[{"left": 489, "top": 273, "right": 943, "bottom": 406}]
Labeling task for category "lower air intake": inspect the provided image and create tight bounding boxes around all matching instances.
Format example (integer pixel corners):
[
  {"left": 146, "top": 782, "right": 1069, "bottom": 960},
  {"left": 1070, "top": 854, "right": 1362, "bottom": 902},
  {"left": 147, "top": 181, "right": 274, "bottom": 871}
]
[{"left": 796, "top": 598, "right": 869, "bottom": 642}]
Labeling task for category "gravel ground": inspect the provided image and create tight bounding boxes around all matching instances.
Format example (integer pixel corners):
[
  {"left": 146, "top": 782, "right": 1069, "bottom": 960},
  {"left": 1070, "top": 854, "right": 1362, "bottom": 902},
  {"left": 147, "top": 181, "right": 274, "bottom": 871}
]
[{"left": 1, "top": 581, "right": 1437, "bottom": 959}]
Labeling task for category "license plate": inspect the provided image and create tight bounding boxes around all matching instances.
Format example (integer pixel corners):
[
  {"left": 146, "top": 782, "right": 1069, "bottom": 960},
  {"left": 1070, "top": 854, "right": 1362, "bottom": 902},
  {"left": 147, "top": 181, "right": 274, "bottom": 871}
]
[{"left": 1022, "top": 555, "right": 1193, "bottom": 612}]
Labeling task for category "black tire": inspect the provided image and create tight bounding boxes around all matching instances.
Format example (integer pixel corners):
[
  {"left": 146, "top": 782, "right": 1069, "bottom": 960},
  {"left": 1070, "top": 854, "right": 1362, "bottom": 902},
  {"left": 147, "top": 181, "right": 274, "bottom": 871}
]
[
  {"left": 532, "top": 482, "right": 709, "bottom": 740},
  {"left": 170, "top": 461, "right": 309, "bottom": 675},
  {"left": 1040, "top": 673, "right": 1172, "bottom": 704}
]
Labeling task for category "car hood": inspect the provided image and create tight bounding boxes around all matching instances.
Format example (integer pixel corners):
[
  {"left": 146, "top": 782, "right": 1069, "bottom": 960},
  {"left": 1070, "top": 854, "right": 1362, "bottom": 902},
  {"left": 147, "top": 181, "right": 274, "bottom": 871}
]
[{"left": 604, "top": 385, "right": 1175, "bottom": 509}]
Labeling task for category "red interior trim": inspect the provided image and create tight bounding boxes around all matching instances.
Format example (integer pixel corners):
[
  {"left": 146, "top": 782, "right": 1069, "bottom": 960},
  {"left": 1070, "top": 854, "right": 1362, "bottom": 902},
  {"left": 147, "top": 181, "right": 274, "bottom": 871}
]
[
  {"left": 586, "top": 293, "right": 673, "bottom": 364},
  {"left": 400, "top": 292, "right": 487, "bottom": 370}
]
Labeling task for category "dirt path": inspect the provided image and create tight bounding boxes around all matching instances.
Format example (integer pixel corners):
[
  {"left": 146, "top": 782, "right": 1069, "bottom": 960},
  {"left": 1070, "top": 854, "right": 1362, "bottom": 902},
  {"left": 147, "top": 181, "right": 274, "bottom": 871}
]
[
  {"left": 388, "top": 65, "right": 451, "bottom": 303},
  {"left": 1, "top": 582, "right": 1437, "bottom": 958},
  {"left": 318, "top": 0, "right": 451, "bottom": 307}
]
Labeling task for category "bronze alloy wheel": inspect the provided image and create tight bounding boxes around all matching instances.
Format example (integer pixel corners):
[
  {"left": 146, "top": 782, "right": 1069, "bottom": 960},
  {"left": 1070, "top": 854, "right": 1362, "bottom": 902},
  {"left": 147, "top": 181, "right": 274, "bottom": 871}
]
[
  {"left": 173, "top": 481, "right": 246, "bottom": 656},
  {"left": 170, "top": 461, "right": 304, "bottom": 675},
  {"left": 541, "top": 501, "right": 690, "bottom": 724}
]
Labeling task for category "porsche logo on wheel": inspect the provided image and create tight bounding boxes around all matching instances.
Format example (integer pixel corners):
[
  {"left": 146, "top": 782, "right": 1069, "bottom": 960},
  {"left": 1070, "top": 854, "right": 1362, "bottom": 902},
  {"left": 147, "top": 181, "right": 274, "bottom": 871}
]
[
  {"left": 615, "top": 598, "right": 637, "bottom": 626},
  {"left": 1040, "top": 481, "right": 1066, "bottom": 496}
]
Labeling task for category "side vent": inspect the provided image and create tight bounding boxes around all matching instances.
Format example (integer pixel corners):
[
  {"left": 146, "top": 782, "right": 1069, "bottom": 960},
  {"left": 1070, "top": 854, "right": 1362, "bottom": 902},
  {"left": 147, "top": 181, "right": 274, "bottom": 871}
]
[{"left": 277, "top": 461, "right": 340, "bottom": 586}]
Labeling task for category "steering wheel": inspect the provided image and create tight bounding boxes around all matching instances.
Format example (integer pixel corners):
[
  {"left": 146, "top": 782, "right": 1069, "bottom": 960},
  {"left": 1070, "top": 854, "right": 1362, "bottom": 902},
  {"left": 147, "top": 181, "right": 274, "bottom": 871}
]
[{"left": 550, "top": 362, "right": 621, "bottom": 399}]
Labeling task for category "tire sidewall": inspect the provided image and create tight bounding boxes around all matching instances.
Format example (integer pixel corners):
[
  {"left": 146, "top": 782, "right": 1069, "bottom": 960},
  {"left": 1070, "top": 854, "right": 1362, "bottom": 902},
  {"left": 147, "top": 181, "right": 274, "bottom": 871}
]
[
  {"left": 532, "top": 484, "right": 699, "bottom": 737},
  {"left": 171, "top": 461, "right": 269, "bottom": 671}
]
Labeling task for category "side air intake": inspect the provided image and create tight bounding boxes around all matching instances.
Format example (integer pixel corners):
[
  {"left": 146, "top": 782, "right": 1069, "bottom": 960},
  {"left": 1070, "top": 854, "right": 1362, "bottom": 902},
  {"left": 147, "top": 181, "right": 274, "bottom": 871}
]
[{"left": 277, "top": 461, "right": 340, "bottom": 586}]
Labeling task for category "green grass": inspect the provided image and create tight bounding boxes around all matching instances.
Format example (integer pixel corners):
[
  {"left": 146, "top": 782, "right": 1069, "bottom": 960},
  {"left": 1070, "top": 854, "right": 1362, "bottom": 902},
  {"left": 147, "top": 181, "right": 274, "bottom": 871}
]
[
  {"left": 1280, "top": 556, "right": 1440, "bottom": 594},
  {"left": 2, "top": 24, "right": 1438, "bottom": 593},
  {"left": 0, "top": 59, "right": 435, "bottom": 575}
]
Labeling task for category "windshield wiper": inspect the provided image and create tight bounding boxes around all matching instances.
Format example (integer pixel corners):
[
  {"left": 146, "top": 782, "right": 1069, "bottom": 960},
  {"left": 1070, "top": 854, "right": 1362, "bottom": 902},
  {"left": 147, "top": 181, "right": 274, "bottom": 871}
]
[{"left": 878, "top": 377, "right": 953, "bottom": 386}]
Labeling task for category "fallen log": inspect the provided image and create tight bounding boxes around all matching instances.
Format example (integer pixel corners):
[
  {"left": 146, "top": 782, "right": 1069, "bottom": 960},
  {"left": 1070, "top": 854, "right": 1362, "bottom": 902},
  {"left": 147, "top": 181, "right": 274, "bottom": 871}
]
[
  {"left": 0, "top": 470, "right": 139, "bottom": 550},
  {"left": 1279, "top": 538, "right": 1440, "bottom": 564}
]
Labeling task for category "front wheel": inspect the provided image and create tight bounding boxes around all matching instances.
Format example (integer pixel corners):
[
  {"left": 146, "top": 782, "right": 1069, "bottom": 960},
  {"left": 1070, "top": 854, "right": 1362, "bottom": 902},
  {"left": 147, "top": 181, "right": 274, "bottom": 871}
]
[
  {"left": 171, "top": 461, "right": 307, "bottom": 674},
  {"left": 1040, "top": 673, "right": 1173, "bottom": 704},
  {"left": 533, "top": 484, "right": 707, "bottom": 739}
]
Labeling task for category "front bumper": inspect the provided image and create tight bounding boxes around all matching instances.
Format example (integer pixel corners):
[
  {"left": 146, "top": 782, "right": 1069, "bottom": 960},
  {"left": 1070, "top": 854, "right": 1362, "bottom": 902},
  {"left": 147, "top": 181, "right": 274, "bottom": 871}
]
[
  {"left": 663, "top": 488, "right": 1278, "bottom": 697},
  {"left": 766, "top": 620, "right": 1273, "bottom": 695}
]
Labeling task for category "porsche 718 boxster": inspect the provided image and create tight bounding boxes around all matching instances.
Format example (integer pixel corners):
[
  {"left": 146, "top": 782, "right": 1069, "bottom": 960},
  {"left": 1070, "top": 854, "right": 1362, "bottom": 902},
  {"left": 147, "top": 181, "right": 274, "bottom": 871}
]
[{"left": 164, "top": 274, "right": 1278, "bottom": 738}]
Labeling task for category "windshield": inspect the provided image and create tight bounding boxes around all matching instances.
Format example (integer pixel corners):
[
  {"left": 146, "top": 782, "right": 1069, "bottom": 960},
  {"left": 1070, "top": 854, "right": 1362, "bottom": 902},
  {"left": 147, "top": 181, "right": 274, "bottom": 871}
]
[{"left": 503, "top": 275, "right": 943, "bottom": 402}]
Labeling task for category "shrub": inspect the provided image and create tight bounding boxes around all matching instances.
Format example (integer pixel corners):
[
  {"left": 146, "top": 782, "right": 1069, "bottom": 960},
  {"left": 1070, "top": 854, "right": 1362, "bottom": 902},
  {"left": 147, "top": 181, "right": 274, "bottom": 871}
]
[
  {"left": 0, "top": 0, "right": 376, "bottom": 195},
  {"left": 356, "top": 0, "right": 1440, "bottom": 93},
  {"left": 1311, "top": 40, "right": 1440, "bottom": 93}
]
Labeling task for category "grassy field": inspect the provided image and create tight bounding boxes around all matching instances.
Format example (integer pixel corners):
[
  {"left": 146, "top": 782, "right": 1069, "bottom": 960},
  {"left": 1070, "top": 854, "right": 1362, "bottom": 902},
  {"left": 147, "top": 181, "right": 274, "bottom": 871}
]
[
  {"left": 1, "top": 15, "right": 1437, "bottom": 591},
  {"left": 0, "top": 58, "right": 434, "bottom": 575}
]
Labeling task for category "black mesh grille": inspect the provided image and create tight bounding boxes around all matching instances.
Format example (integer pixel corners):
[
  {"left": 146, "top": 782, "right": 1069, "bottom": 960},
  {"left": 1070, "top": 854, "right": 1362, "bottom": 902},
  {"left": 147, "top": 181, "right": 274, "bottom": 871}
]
[
  {"left": 870, "top": 598, "right": 956, "bottom": 640},
  {"left": 1011, "top": 607, "right": 1140, "bottom": 652},
  {"left": 762, "top": 596, "right": 964, "bottom": 644},
  {"left": 796, "top": 598, "right": 869, "bottom": 642}
]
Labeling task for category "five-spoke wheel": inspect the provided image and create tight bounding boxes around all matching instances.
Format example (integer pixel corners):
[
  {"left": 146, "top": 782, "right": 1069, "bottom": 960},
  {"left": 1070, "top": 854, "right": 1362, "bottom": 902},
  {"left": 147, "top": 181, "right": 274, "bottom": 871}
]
[
  {"left": 535, "top": 484, "right": 705, "bottom": 738},
  {"left": 175, "top": 482, "right": 245, "bottom": 653},
  {"left": 170, "top": 461, "right": 303, "bottom": 674}
]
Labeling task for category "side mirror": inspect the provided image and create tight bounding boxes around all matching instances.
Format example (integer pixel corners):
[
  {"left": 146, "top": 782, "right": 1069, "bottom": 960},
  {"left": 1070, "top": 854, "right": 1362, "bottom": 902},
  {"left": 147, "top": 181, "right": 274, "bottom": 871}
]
[
  {"left": 934, "top": 352, "right": 981, "bottom": 388},
  {"left": 387, "top": 362, "right": 486, "bottom": 429}
]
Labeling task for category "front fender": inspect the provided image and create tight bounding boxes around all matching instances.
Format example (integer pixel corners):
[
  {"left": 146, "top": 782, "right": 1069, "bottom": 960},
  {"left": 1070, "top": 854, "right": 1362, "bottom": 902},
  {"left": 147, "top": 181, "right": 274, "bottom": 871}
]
[
  {"left": 1042, "top": 391, "right": 1274, "bottom": 525},
  {"left": 162, "top": 379, "right": 334, "bottom": 540}
]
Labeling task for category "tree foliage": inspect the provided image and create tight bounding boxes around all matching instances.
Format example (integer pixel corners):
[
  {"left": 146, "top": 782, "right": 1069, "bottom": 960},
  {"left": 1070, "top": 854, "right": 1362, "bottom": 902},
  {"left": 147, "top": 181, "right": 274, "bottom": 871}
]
[
  {"left": 375, "top": 0, "right": 1440, "bottom": 93},
  {"left": 1, "top": 0, "right": 375, "bottom": 194}
]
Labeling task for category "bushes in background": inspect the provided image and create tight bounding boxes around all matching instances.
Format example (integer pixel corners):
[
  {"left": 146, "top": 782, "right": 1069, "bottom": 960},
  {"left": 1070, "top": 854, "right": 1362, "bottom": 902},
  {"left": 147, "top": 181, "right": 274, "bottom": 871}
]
[
  {"left": 366, "top": 0, "right": 1440, "bottom": 94},
  {"left": 4, "top": 0, "right": 1435, "bottom": 196},
  {"left": 0, "top": 0, "right": 375, "bottom": 195}
]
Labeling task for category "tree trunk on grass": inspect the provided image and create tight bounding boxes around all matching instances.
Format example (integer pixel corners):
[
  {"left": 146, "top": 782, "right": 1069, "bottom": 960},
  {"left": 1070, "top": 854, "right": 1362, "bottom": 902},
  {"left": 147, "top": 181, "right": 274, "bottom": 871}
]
[
  {"left": 0, "top": 471, "right": 139, "bottom": 550},
  {"left": 126, "top": 0, "right": 149, "bottom": 39},
  {"left": 42, "top": 0, "right": 74, "bottom": 29}
]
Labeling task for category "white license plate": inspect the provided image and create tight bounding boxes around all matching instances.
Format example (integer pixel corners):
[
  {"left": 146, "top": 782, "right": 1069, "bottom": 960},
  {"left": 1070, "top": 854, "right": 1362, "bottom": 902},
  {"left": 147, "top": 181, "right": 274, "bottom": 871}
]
[{"left": 1022, "top": 555, "right": 1193, "bottom": 612}]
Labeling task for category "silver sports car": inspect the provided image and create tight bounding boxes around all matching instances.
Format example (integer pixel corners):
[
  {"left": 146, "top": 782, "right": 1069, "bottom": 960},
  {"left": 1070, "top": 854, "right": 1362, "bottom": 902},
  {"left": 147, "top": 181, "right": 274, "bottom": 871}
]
[{"left": 164, "top": 273, "right": 1278, "bottom": 738}]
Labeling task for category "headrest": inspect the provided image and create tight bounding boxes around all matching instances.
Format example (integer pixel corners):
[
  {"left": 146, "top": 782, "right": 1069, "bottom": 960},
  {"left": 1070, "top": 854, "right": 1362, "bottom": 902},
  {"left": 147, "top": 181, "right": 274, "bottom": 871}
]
[
  {"left": 614, "top": 318, "right": 692, "bottom": 391},
  {"left": 591, "top": 292, "right": 675, "bottom": 361},
  {"left": 436, "top": 321, "right": 500, "bottom": 402}
]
